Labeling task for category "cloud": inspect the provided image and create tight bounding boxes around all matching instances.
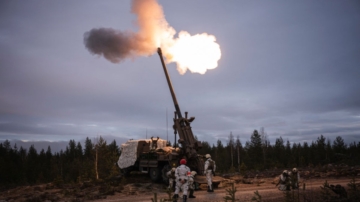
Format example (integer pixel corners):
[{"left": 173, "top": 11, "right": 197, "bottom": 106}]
[{"left": 0, "top": 0, "right": 359, "bottom": 150}]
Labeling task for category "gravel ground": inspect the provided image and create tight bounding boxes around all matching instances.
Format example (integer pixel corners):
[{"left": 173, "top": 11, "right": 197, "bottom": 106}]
[{"left": 94, "top": 177, "right": 354, "bottom": 202}]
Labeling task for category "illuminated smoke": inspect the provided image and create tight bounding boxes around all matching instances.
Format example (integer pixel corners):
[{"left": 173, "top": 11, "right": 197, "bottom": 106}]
[{"left": 84, "top": 0, "right": 221, "bottom": 74}]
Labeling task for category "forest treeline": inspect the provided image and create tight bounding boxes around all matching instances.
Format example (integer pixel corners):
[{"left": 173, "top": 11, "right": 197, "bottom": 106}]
[{"left": 1, "top": 131, "right": 359, "bottom": 189}]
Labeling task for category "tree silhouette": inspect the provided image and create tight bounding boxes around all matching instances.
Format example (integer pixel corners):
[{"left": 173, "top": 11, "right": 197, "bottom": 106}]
[{"left": 0, "top": 132, "right": 360, "bottom": 188}]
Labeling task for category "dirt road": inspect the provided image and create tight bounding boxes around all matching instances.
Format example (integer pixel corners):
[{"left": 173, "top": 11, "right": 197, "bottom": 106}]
[{"left": 94, "top": 177, "right": 353, "bottom": 202}]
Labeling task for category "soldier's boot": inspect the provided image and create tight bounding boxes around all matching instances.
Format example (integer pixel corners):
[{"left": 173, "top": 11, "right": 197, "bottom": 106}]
[
  {"left": 183, "top": 195, "right": 187, "bottom": 202},
  {"left": 208, "top": 185, "right": 214, "bottom": 192},
  {"left": 189, "top": 190, "right": 196, "bottom": 198},
  {"left": 172, "top": 194, "right": 179, "bottom": 202}
]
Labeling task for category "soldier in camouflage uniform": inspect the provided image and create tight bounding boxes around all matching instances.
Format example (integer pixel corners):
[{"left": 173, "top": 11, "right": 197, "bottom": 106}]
[
  {"left": 291, "top": 168, "right": 300, "bottom": 189},
  {"left": 166, "top": 167, "right": 176, "bottom": 191},
  {"left": 188, "top": 171, "right": 197, "bottom": 198},
  {"left": 173, "top": 159, "right": 190, "bottom": 202},
  {"left": 204, "top": 154, "right": 216, "bottom": 192},
  {"left": 277, "top": 170, "right": 291, "bottom": 191}
]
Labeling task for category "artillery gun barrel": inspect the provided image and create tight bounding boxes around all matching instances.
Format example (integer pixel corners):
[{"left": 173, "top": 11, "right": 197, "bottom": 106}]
[
  {"left": 157, "top": 48, "right": 183, "bottom": 119},
  {"left": 157, "top": 47, "right": 204, "bottom": 174}
]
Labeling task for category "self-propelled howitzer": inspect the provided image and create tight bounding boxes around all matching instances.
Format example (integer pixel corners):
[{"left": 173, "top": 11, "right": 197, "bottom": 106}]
[
  {"left": 116, "top": 48, "right": 204, "bottom": 183},
  {"left": 157, "top": 47, "right": 204, "bottom": 174}
]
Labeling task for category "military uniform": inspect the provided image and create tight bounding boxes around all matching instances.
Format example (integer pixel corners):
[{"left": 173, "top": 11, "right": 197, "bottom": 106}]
[
  {"left": 204, "top": 154, "right": 216, "bottom": 192},
  {"left": 278, "top": 170, "right": 291, "bottom": 191},
  {"left": 188, "top": 171, "right": 197, "bottom": 198},
  {"left": 166, "top": 168, "right": 176, "bottom": 190},
  {"left": 173, "top": 159, "right": 190, "bottom": 202},
  {"left": 291, "top": 168, "right": 300, "bottom": 189}
]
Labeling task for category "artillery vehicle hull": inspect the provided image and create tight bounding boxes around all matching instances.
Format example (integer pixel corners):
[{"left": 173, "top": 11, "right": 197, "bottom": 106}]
[
  {"left": 117, "top": 48, "right": 205, "bottom": 184},
  {"left": 117, "top": 138, "right": 181, "bottom": 182}
]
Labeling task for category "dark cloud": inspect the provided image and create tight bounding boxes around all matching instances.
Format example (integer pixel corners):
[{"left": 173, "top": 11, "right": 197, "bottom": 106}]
[
  {"left": 0, "top": 0, "right": 360, "bottom": 151},
  {"left": 84, "top": 28, "right": 137, "bottom": 63}
]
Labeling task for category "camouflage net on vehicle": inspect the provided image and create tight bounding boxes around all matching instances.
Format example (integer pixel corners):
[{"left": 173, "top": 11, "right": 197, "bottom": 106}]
[{"left": 117, "top": 139, "right": 168, "bottom": 169}]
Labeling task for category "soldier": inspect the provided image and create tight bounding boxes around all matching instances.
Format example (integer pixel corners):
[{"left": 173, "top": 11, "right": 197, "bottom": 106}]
[
  {"left": 188, "top": 171, "right": 197, "bottom": 198},
  {"left": 277, "top": 170, "right": 291, "bottom": 191},
  {"left": 150, "top": 136, "right": 159, "bottom": 150},
  {"left": 291, "top": 168, "right": 300, "bottom": 189},
  {"left": 204, "top": 154, "right": 216, "bottom": 192},
  {"left": 166, "top": 167, "right": 176, "bottom": 191},
  {"left": 173, "top": 159, "right": 190, "bottom": 202}
]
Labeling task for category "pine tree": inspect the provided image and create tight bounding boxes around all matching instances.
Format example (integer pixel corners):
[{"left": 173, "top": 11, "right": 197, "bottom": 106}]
[
  {"left": 284, "top": 140, "right": 291, "bottom": 167},
  {"left": 333, "top": 136, "right": 347, "bottom": 163},
  {"left": 249, "top": 130, "right": 263, "bottom": 170},
  {"left": 302, "top": 141, "right": 310, "bottom": 167},
  {"left": 274, "top": 137, "right": 285, "bottom": 167},
  {"left": 235, "top": 136, "right": 242, "bottom": 172},
  {"left": 44, "top": 146, "right": 53, "bottom": 182},
  {"left": 315, "top": 135, "right": 326, "bottom": 165},
  {"left": 201, "top": 141, "right": 212, "bottom": 157},
  {"left": 260, "top": 127, "right": 269, "bottom": 169},
  {"left": 108, "top": 140, "right": 121, "bottom": 178},
  {"left": 227, "top": 132, "right": 235, "bottom": 171},
  {"left": 83, "top": 137, "right": 95, "bottom": 180},
  {"left": 215, "top": 140, "right": 225, "bottom": 172},
  {"left": 94, "top": 136, "right": 112, "bottom": 180},
  {"left": 26, "top": 145, "right": 38, "bottom": 184}
]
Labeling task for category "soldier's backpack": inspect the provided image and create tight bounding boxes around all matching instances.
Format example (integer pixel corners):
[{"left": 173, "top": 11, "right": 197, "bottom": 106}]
[{"left": 207, "top": 159, "right": 214, "bottom": 170}]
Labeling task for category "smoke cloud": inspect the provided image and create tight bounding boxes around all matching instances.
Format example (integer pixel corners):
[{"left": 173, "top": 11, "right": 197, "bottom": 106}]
[
  {"left": 84, "top": 0, "right": 174, "bottom": 63},
  {"left": 84, "top": 0, "right": 221, "bottom": 74},
  {"left": 84, "top": 29, "right": 136, "bottom": 63}
]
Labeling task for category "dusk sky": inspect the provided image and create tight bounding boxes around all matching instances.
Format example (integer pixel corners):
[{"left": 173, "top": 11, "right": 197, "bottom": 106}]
[{"left": 1, "top": 0, "right": 359, "bottom": 152}]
